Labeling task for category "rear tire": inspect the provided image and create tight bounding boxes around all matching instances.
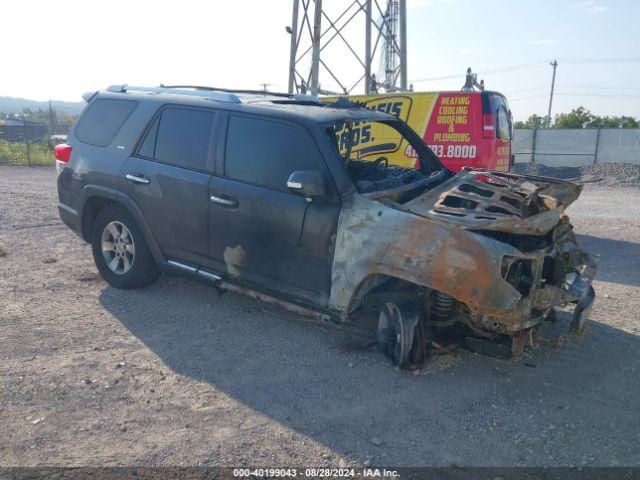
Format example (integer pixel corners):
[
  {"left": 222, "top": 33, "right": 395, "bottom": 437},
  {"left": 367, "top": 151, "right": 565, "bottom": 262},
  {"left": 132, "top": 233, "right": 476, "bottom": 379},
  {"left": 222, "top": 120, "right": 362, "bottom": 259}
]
[{"left": 91, "top": 204, "right": 159, "bottom": 289}]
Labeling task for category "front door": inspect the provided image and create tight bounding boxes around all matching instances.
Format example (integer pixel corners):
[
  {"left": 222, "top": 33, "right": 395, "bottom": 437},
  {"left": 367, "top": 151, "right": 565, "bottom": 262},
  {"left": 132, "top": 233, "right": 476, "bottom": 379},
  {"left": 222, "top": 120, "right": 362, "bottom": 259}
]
[
  {"left": 208, "top": 114, "right": 340, "bottom": 307},
  {"left": 120, "top": 106, "right": 217, "bottom": 266}
]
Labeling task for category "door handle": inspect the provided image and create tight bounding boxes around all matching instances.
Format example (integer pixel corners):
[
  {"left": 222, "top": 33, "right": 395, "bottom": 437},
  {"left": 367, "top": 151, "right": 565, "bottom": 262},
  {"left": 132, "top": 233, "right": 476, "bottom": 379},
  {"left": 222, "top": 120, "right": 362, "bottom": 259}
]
[
  {"left": 210, "top": 194, "right": 238, "bottom": 208},
  {"left": 125, "top": 173, "right": 150, "bottom": 185}
]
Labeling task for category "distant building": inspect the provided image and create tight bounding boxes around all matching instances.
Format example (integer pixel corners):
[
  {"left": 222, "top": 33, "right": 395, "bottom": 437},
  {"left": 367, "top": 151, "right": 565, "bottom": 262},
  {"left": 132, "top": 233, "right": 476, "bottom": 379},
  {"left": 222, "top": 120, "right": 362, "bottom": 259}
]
[{"left": 0, "top": 117, "right": 47, "bottom": 142}]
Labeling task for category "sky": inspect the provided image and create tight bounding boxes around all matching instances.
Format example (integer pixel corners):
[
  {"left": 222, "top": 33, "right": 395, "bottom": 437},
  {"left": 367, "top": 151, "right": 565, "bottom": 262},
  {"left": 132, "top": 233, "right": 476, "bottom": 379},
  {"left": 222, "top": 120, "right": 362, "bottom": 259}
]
[{"left": 2, "top": 0, "right": 639, "bottom": 121}]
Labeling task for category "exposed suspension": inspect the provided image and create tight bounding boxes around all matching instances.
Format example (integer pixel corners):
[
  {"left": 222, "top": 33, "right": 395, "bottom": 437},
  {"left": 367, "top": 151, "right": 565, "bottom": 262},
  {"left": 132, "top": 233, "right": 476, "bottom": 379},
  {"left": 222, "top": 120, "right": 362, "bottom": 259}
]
[{"left": 433, "top": 291, "right": 455, "bottom": 320}]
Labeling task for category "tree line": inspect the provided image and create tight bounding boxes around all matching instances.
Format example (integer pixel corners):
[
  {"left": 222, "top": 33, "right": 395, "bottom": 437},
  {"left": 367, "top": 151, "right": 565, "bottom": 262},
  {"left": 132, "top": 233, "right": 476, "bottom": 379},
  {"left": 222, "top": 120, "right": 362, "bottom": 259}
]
[
  {"left": 514, "top": 107, "right": 639, "bottom": 129},
  {"left": 0, "top": 107, "right": 76, "bottom": 135}
]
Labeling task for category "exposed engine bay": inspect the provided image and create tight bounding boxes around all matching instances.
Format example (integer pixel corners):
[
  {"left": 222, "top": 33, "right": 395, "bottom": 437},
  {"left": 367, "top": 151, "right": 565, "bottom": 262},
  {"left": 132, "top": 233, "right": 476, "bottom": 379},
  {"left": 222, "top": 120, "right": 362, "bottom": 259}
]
[
  {"left": 347, "top": 157, "right": 427, "bottom": 193},
  {"left": 327, "top": 118, "right": 444, "bottom": 195}
]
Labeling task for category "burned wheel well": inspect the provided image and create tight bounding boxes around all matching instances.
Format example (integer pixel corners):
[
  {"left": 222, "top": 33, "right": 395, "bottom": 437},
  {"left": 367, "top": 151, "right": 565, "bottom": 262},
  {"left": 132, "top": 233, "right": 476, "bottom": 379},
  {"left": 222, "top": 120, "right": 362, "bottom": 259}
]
[
  {"left": 348, "top": 274, "right": 474, "bottom": 329},
  {"left": 81, "top": 197, "right": 118, "bottom": 242},
  {"left": 347, "top": 274, "right": 427, "bottom": 315}
]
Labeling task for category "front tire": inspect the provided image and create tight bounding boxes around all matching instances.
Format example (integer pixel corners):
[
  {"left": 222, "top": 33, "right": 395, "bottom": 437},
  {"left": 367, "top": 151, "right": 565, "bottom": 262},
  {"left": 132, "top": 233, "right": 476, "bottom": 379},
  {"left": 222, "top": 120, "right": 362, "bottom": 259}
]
[
  {"left": 377, "top": 302, "right": 425, "bottom": 368},
  {"left": 91, "top": 204, "right": 159, "bottom": 289}
]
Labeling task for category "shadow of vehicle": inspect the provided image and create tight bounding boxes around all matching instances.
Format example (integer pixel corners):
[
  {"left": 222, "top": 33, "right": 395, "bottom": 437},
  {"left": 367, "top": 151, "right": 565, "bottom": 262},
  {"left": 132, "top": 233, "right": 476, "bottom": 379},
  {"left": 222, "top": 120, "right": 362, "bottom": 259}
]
[
  {"left": 98, "top": 275, "right": 640, "bottom": 466},
  {"left": 577, "top": 234, "right": 640, "bottom": 287}
]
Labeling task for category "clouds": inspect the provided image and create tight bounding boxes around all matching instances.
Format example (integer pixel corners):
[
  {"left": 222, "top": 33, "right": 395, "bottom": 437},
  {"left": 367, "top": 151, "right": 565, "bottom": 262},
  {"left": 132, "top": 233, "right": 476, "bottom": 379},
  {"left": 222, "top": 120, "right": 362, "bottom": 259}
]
[
  {"left": 459, "top": 47, "right": 479, "bottom": 55},
  {"left": 579, "top": 1, "right": 608, "bottom": 14}
]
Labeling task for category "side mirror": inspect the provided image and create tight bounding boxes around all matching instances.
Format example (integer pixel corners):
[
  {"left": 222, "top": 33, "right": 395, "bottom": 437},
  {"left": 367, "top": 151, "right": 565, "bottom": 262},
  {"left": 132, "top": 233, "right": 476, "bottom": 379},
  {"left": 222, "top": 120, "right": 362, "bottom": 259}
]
[{"left": 287, "top": 170, "right": 325, "bottom": 200}]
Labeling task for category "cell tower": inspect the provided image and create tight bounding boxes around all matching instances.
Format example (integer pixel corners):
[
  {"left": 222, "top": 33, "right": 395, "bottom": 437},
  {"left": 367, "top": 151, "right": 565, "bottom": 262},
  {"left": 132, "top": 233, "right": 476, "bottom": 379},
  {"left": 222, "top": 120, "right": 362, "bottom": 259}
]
[
  {"left": 287, "top": 0, "right": 408, "bottom": 96},
  {"left": 379, "top": 0, "right": 400, "bottom": 92}
]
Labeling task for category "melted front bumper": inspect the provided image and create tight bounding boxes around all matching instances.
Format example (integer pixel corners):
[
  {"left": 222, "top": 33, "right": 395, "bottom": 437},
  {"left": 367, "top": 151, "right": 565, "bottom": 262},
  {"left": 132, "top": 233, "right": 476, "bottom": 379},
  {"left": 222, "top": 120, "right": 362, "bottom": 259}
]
[{"left": 476, "top": 227, "right": 598, "bottom": 335}]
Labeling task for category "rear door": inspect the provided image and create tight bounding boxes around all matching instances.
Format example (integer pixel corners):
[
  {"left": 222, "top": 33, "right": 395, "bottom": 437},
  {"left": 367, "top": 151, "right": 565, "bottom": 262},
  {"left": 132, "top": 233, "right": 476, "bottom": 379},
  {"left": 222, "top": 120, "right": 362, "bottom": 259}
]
[
  {"left": 120, "top": 106, "right": 218, "bottom": 266},
  {"left": 208, "top": 113, "right": 340, "bottom": 307},
  {"left": 492, "top": 94, "right": 513, "bottom": 172}
]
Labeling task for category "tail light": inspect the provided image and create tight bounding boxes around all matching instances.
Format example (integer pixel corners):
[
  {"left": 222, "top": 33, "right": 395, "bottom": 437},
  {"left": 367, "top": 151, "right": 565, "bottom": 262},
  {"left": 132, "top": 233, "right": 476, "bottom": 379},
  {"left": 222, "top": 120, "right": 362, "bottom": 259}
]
[
  {"left": 482, "top": 114, "right": 495, "bottom": 138},
  {"left": 54, "top": 143, "right": 72, "bottom": 175},
  {"left": 54, "top": 143, "right": 72, "bottom": 162}
]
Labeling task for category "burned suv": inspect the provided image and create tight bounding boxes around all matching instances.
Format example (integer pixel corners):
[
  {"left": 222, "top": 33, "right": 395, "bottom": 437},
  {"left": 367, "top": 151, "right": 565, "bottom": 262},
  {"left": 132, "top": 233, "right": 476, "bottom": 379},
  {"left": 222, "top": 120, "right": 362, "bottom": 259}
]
[{"left": 56, "top": 85, "right": 596, "bottom": 368}]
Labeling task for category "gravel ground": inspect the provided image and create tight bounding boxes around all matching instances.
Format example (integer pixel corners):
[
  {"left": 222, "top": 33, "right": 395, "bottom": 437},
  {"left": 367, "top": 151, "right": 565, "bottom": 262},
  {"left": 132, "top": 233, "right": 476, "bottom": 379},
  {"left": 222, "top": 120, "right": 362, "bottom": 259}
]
[
  {"left": 1, "top": 165, "right": 639, "bottom": 467},
  {"left": 514, "top": 162, "right": 640, "bottom": 187}
]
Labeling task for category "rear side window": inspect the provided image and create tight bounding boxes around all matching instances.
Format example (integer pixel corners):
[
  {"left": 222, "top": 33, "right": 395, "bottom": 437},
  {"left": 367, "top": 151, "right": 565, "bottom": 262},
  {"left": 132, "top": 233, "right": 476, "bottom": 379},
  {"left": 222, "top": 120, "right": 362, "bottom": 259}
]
[
  {"left": 225, "top": 115, "right": 321, "bottom": 191},
  {"left": 137, "top": 116, "right": 159, "bottom": 159},
  {"left": 143, "top": 107, "right": 216, "bottom": 171},
  {"left": 75, "top": 99, "right": 138, "bottom": 146}
]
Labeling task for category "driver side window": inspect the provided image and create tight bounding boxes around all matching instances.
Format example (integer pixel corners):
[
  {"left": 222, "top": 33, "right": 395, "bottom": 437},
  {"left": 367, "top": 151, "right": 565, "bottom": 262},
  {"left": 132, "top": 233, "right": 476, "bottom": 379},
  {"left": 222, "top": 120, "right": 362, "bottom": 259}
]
[{"left": 225, "top": 115, "right": 324, "bottom": 192}]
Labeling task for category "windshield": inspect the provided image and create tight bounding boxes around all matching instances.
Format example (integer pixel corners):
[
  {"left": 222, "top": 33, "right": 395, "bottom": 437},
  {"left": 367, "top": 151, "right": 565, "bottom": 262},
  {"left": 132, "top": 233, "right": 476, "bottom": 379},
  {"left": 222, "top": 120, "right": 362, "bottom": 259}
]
[{"left": 327, "top": 118, "right": 443, "bottom": 194}]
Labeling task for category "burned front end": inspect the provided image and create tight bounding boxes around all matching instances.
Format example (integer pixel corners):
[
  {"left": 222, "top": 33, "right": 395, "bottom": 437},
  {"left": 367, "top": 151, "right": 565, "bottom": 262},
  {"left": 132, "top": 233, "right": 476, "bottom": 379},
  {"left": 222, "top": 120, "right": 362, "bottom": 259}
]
[
  {"left": 330, "top": 167, "right": 596, "bottom": 367},
  {"left": 403, "top": 169, "right": 597, "bottom": 337},
  {"left": 323, "top": 110, "right": 595, "bottom": 366}
]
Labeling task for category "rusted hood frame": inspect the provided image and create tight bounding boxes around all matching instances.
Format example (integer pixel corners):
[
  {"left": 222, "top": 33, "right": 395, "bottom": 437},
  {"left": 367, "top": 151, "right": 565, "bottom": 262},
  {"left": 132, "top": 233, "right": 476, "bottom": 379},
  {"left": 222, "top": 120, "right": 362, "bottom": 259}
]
[{"left": 394, "top": 169, "right": 583, "bottom": 235}]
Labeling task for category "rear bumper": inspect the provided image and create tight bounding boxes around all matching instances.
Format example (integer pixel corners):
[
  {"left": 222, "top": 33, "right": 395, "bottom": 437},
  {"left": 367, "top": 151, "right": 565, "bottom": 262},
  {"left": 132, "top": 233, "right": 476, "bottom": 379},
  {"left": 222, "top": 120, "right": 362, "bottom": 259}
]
[{"left": 58, "top": 203, "right": 83, "bottom": 240}]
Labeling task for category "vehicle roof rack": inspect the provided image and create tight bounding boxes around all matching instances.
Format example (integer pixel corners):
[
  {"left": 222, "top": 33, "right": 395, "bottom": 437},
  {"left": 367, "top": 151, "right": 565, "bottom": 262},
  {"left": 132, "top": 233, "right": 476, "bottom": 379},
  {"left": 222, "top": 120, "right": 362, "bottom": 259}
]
[
  {"left": 159, "top": 85, "right": 321, "bottom": 105},
  {"left": 105, "top": 84, "right": 242, "bottom": 103},
  {"left": 105, "top": 84, "right": 323, "bottom": 106}
]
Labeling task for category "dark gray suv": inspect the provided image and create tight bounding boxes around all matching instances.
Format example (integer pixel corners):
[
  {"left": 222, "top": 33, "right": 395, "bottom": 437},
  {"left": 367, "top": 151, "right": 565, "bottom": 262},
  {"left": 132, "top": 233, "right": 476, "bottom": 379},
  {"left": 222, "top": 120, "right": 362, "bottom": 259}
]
[{"left": 57, "top": 85, "right": 596, "bottom": 368}]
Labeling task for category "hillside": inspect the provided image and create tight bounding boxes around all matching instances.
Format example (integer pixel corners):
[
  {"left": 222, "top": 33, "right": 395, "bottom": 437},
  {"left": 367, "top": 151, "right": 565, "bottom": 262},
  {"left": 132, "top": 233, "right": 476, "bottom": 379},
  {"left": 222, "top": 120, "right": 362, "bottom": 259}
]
[{"left": 0, "top": 96, "right": 84, "bottom": 115}]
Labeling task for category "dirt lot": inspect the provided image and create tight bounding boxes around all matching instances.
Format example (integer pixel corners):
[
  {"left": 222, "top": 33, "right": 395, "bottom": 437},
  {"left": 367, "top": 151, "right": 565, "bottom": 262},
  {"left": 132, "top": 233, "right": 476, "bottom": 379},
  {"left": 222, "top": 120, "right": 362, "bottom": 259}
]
[{"left": 1, "top": 165, "right": 639, "bottom": 467}]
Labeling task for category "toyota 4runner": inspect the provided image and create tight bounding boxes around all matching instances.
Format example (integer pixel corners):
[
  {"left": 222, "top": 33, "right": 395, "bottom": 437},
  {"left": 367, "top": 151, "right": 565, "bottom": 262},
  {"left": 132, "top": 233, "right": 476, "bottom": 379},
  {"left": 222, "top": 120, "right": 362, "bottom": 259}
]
[{"left": 56, "top": 85, "right": 596, "bottom": 368}]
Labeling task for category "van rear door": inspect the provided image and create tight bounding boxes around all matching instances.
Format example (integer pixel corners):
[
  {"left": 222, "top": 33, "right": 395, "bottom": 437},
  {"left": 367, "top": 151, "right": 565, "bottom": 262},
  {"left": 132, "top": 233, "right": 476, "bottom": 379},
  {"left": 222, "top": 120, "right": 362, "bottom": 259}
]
[{"left": 487, "top": 93, "right": 513, "bottom": 172}]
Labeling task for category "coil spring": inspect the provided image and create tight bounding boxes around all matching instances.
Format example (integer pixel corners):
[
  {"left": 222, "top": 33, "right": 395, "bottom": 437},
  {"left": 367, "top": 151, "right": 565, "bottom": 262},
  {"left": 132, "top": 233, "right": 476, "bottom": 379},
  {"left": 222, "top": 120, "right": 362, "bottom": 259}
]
[{"left": 433, "top": 292, "right": 455, "bottom": 319}]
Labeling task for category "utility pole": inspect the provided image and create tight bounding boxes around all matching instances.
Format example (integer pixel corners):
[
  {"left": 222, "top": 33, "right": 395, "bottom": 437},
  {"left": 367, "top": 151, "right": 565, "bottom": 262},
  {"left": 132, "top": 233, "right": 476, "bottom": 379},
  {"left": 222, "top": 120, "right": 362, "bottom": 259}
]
[
  {"left": 22, "top": 112, "right": 31, "bottom": 167},
  {"left": 547, "top": 60, "right": 558, "bottom": 128},
  {"left": 48, "top": 99, "right": 55, "bottom": 136},
  {"left": 259, "top": 83, "right": 271, "bottom": 92}
]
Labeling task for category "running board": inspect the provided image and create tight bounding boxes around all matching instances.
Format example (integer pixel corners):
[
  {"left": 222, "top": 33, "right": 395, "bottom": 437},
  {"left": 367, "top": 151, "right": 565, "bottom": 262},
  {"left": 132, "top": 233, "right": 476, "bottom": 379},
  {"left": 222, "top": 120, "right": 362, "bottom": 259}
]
[{"left": 166, "top": 260, "right": 221, "bottom": 282}]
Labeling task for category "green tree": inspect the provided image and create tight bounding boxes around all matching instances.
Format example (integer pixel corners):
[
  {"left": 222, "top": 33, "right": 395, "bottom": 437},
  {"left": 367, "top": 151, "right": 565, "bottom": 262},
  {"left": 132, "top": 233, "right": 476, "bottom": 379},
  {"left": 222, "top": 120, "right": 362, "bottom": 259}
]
[
  {"left": 586, "top": 115, "right": 639, "bottom": 128},
  {"left": 554, "top": 106, "right": 594, "bottom": 128},
  {"left": 514, "top": 114, "right": 548, "bottom": 129}
]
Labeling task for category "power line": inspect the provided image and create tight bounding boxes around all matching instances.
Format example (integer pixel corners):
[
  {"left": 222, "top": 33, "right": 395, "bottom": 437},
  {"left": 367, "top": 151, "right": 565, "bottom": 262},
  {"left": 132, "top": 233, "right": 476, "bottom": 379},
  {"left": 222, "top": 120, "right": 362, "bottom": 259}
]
[
  {"left": 410, "top": 57, "right": 640, "bottom": 84},
  {"left": 558, "top": 84, "right": 640, "bottom": 91},
  {"left": 507, "top": 85, "right": 548, "bottom": 94},
  {"left": 510, "top": 94, "right": 549, "bottom": 102},
  {"left": 510, "top": 92, "right": 640, "bottom": 102},
  {"left": 410, "top": 61, "right": 546, "bottom": 83},
  {"left": 559, "top": 56, "right": 640, "bottom": 65},
  {"left": 558, "top": 92, "right": 640, "bottom": 98}
]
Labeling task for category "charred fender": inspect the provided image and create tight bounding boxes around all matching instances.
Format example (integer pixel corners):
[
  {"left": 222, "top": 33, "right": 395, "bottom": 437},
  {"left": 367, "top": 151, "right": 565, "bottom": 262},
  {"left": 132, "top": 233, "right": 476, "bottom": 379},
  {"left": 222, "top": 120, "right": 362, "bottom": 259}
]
[{"left": 329, "top": 194, "right": 521, "bottom": 316}]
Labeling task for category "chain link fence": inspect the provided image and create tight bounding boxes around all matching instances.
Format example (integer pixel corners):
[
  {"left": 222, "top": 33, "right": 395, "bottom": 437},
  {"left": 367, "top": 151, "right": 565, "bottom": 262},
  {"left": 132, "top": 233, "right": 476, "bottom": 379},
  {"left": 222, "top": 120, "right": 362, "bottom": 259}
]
[{"left": 513, "top": 128, "right": 640, "bottom": 166}]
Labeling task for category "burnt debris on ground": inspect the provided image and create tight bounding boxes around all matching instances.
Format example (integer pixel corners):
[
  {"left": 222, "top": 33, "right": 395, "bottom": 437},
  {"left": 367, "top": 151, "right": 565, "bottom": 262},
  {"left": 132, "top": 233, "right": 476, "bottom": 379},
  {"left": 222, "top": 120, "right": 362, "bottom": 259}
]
[{"left": 514, "top": 162, "right": 640, "bottom": 187}]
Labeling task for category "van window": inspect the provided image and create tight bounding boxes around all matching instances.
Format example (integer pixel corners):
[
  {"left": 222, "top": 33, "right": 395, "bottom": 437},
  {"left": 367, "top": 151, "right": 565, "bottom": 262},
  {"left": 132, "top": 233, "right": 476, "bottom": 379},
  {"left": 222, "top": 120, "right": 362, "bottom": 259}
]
[
  {"left": 497, "top": 106, "right": 511, "bottom": 140},
  {"left": 75, "top": 99, "right": 138, "bottom": 147},
  {"left": 154, "top": 108, "right": 216, "bottom": 171},
  {"left": 225, "top": 115, "right": 321, "bottom": 191}
]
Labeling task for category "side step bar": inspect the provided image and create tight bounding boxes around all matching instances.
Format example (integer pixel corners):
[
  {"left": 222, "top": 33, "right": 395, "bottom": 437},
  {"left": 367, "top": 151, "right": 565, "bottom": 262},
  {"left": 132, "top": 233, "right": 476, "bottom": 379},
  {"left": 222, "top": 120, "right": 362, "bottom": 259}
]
[{"left": 166, "top": 260, "right": 221, "bottom": 282}]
